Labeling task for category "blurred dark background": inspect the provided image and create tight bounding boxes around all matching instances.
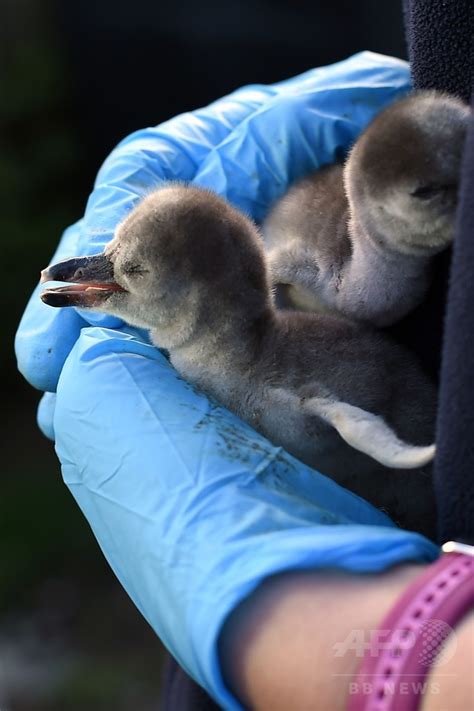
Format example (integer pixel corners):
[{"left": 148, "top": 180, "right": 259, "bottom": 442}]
[{"left": 2, "top": 1, "right": 406, "bottom": 708}]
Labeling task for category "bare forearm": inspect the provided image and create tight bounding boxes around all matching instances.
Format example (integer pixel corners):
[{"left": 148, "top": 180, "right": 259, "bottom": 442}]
[{"left": 219, "top": 566, "right": 473, "bottom": 711}]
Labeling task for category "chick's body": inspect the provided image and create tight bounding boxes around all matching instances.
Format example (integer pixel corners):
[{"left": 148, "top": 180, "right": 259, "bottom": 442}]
[
  {"left": 263, "top": 91, "right": 469, "bottom": 326},
  {"left": 169, "top": 302, "right": 436, "bottom": 536}
]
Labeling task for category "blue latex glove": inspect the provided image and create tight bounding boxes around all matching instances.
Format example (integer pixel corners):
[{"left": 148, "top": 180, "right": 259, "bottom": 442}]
[{"left": 16, "top": 52, "right": 439, "bottom": 710}]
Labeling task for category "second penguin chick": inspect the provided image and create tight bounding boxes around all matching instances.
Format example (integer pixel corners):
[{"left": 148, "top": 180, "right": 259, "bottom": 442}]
[
  {"left": 41, "top": 185, "right": 437, "bottom": 536},
  {"left": 263, "top": 91, "right": 469, "bottom": 326}
]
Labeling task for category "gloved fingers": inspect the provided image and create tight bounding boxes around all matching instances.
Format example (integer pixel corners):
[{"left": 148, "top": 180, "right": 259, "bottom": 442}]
[
  {"left": 76, "top": 81, "right": 294, "bottom": 257},
  {"left": 79, "top": 51, "right": 411, "bottom": 254},
  {"left": 53, "top": 326, "right": 438, "bottom": 710},
  {"left": 34, "top": 326, "right": 153, "bottom": 441},
  {"left": 193, "top": 51, "right": 411, "bottom": 221},
  {"left": 37, "top": 392, "right": 57, "bottom": 441}
]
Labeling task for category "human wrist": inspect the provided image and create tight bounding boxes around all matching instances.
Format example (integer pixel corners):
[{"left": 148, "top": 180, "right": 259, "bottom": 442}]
[
  {"left": 349, "top": 546, "right": 474, "bottom": 711},
  {"left": 219, "top": 564, "right": 427, "bottom": 711}
]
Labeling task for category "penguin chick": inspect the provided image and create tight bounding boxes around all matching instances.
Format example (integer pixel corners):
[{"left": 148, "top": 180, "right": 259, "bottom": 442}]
[
  {"left": 263, "top": 91, "right": 469, "bottom": 326},
  {"left": 41, "top": 185, "right": 437, "bottom": 536}
]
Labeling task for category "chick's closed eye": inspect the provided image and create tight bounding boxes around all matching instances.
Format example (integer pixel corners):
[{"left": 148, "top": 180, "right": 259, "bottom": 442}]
[
  {"left": 121, "top": 263, "right": 150, "bottom": 276},
  {"left": 410, "top": 184, "right": 453, "bottom": 200}
]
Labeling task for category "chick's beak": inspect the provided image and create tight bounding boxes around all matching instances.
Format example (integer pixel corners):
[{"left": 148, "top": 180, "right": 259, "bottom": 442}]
[{"left": 40, "top": 253, "right": 126, "bottom": 308}]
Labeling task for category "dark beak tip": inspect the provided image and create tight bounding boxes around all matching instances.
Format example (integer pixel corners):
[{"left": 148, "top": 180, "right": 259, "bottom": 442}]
[
  {"left": 40, "top": 290, "right": 59, "bottom": 307},
  {"left": 39, "top": 253, "right": 113, "bottom": 286}
]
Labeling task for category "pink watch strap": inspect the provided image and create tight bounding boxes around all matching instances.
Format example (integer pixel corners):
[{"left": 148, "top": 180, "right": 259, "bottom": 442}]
[{"left": 347, "top": 541, "right": 474, "bottom": 711}]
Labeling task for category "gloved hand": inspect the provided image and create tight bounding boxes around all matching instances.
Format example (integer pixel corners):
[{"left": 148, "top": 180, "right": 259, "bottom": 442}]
[{"left": 15, "top": 52, "right": 439, "bottom": 709}]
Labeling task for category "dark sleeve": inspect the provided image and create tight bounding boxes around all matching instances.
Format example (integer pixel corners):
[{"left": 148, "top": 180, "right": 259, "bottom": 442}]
[
  {"left": 403, "top": 0, "right": 473, "bottom": 102},
  {"left": 161, "top": 655, "right": 221, "bottom": 711},
  {"left": 435, "top": 106, "right": 474, "bottom": 544},
  {"left": 400, "top": 0, "right": 474, "bottom": 544}
]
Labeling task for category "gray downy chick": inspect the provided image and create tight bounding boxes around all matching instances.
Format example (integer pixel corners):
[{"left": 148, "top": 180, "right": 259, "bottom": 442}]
[
  {"left": 41, "top": 185, "right": 437, "bottom": 536},
  {"left": 263, "top": 91, "right": 469, "bottom": 327}
]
